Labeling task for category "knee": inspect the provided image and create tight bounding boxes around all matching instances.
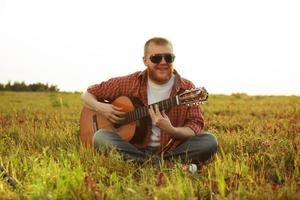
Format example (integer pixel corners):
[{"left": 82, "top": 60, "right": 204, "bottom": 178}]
[
  {"left": 206, "top": 133, "right": 218, "bottom": 153},
  {"left": 197, "top": 133, "right": 218, "bottom": 153},
  {"left": 93, "top": 129, "right": 116, "bottom": 150}
]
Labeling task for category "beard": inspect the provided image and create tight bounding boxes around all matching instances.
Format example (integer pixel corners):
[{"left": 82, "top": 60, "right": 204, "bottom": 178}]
[{"left": 147, "top": 64, "right": 174, "bottom": 84}]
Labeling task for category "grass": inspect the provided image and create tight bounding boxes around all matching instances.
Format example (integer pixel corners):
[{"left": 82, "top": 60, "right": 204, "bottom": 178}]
[{"left": 0, "top": 91, "right": 299, "bottom": 199}]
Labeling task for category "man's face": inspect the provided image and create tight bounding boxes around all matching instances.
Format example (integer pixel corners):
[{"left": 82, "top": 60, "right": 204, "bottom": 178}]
[{"left": 143, "top": 43, "right": 175, "bottom": 84}]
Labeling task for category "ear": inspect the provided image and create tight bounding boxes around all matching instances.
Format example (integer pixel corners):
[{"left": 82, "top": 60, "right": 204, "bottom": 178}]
[{"left": 142, "top": 56, "right": 147, "bottom": 66}]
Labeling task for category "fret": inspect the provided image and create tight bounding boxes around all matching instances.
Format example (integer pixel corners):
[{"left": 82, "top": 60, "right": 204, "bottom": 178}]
[
  {"left": 143, "top": 107, "right": 148, "bottom": 118},
  {"left": 139, "top": 108, "right": 143, "bottom": 118},
  {"left": 124, "top": 113, "right": 128, "bottom": 124},
  {"left": 128, "top": 112, "right": 132, "bottom": 123},
  {"left": 162, "top": 100, "right": 166, "bottom": 110},
  {"left": 139, "top": 108, "right": 142, "bottom": 118},
  {"left": 135, "top": 109, "right": 139, "bottom": 119},
  {"left": 158, "top": 102, "right": 162, "bottom": 110},
  {"left": 126, "top": 112, "right": 130, "bottom": 123},
  {"left": 172, "top": 96, "right": 176, "bottom": 106},
  {"left": 160, "top": 100, "right": 164, "bottom": 110},
  {"left": 170, "top": 97, "right": 172, "bottom": 107},
  {"left": 130, "top": 111, "right": 134, "bottom": 122},
  {"left": 140, "top": 108, "right": 144, "bottom": 118},
  {"left": 137, "top": 108, "right": 141, "bottom": 119},
  {"left": 133, "top": 110, "right": 137, "bottom": 121},
  {"left": 142, "top": 107, "right": 147, "bottom": 118},
  {"left": 158, "top": 101, "right": 161, "bottom": 110},
  {"left": 165, "top": 100, "right": 168, "bottom": 109}
]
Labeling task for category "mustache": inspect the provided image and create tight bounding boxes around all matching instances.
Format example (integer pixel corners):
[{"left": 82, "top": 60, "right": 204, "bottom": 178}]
[{"left": 155, "top": 64, "right": 171, "bottom": 68}]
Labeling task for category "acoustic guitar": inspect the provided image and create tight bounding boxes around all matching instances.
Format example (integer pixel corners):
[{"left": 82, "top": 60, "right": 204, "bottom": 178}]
[{"left": 79, "top": 87, "right": 208, "bottom": 147}]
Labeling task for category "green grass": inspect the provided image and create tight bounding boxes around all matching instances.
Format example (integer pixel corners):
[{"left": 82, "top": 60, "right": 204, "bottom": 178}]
[{"left": 0, "top": 91, "right": 299, "bottom": 199}]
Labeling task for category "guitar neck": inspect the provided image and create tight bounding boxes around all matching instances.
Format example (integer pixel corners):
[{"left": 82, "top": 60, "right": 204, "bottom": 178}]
[{"left": 123, "top": 96, "right": 180, "bottom": 124}]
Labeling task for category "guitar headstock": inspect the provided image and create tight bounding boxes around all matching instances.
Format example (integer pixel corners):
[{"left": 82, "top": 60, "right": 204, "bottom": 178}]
[{"left": 178, "top": 87, "right": 208, "bottom": 106}]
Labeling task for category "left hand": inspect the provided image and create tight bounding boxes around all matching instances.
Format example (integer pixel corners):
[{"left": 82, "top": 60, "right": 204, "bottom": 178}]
[{"left": 148, "top": 104, "right": 175, "bottom": 134}]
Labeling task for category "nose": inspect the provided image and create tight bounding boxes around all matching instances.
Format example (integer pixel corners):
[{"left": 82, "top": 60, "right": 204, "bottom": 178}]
[{"left": 159, "top": 56, "right": 167, "bottom": 64}]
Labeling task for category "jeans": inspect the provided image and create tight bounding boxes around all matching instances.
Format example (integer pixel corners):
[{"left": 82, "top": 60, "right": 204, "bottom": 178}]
[{"left": 93, "top": 129, "right": 218, "bottom": 164}]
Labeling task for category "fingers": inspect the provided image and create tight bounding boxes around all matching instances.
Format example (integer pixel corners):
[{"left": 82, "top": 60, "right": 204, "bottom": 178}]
[
  {"left": 154, "top": 104, "right": 163, "bottom": 117},
  {"left": 108, "top": 114, "right": 125, "bottom": 124},
  {"left": 112, "top": 105, "right": 123, "bottom": 111},
  {"left": 148, "top": 105, "right": 154, "bottom": 119},
  {"left": 148, "top": 104, "right": 166, "bottom": 125},
  {"left": 112, "top": 105, "right": 125, "bottom": 115},
  {"left": 111, "top": 105, "right": 126, "bottom": 116},
  {"left": 148, "top": 104, "right": 158, "bottom": 116},
  {"left": 162, "top": 110, "right": 168, "bottom": 118},
  {"left": 148, "top": 104, "right": 164, "bottom": 116},
  {"left": 113, "top": 110, "right": 126, "bottom": 117},
  {"left": 108, "top": 105, "right": 125, "bottom": 124}
]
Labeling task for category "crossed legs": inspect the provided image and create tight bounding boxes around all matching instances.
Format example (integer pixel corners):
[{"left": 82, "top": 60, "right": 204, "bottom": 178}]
[{"left": 93, "top": 129, "right": 218, "bottom": 164}]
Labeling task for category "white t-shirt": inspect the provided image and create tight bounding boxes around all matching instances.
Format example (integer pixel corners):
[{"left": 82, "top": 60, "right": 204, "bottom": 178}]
[{"left": 147, "top": 75, "right": 175, "bottom": 147}]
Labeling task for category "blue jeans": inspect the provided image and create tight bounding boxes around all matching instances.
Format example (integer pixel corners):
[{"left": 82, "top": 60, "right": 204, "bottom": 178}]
[{"left": 93, "top": 129, "right": 218, "bottom": 164}]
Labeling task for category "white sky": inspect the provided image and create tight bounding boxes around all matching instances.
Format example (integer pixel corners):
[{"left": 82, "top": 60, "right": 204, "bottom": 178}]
[{"left": 0, "top": 0, "right": 299, "bottom": 95}]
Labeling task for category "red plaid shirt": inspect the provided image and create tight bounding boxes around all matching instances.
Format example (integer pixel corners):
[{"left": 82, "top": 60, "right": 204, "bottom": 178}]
[{"left": 87, "top": 70, "right": 204, "bottom": 152}]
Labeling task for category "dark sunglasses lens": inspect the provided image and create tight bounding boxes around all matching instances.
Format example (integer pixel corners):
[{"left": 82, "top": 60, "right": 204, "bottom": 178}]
[
  {"left": 150, "top": 54, "right": 162, "bottom": 64},
  {"left": 164, "top": 54, "right": 175, "bottom": 63}
]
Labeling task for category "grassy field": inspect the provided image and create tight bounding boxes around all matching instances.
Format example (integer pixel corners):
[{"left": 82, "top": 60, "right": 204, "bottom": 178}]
[{"left": 0, "top": 91, "right": 299, "bottom": 199}]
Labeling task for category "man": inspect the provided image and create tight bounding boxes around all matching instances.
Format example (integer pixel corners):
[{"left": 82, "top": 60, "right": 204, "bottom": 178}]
[{"left": 81, "top": 37, "right": 218, "bottom": 165}]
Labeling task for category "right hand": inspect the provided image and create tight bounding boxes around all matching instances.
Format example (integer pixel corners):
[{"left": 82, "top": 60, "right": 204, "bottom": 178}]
[{"left": 96, "top": 103, "right": 126, "bottom": 124}]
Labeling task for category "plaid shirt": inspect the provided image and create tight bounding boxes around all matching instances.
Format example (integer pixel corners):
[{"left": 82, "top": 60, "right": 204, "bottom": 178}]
[{"left": 87, "top": 69, "right": 204, "bottom": 152}]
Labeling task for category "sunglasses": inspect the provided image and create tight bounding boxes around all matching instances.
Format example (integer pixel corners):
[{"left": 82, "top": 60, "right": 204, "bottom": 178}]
[{"left": 149, "top": 53, "right": 176, "bottom": 64}]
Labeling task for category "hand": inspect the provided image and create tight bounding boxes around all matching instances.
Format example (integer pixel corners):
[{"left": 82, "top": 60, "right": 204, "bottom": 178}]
[
  {"left": 148, "top": 104, "right": 175, "bottom": 134},
  {"left": 96, "top": 102, "right": 126, "bottom": 124}
]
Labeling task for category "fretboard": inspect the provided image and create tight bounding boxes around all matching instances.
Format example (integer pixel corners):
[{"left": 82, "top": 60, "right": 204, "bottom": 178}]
[{"left": 122, "top": 96, "right": 179, "bottom": 124}]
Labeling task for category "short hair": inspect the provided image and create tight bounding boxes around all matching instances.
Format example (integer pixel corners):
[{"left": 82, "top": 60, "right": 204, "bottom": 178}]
[{"left": 144, "top": 37, "right": 173, "bottom": 56}]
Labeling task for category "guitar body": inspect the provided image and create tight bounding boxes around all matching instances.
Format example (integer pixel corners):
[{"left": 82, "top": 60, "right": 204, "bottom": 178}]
[{"left": 80, "top": 96, "right": 137, "bottom": 147}]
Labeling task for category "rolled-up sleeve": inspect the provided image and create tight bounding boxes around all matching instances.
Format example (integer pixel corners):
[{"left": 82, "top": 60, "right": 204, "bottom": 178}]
[{"left": 183, "top": 105, "right": 204, "bottom": 135}]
